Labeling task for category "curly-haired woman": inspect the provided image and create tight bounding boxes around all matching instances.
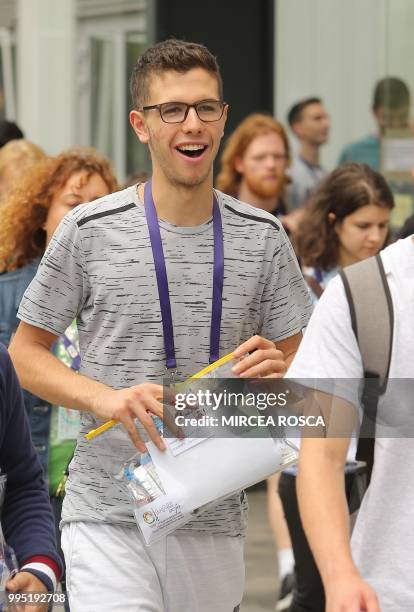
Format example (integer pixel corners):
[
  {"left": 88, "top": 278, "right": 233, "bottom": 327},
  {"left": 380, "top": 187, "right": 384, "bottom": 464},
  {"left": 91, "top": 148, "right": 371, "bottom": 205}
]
[
  {"left": 0, "top": 146, "right": 117, "bottom": 473},
  {"left": 0, "top": 147, "right": 117, "bottom": 605}
]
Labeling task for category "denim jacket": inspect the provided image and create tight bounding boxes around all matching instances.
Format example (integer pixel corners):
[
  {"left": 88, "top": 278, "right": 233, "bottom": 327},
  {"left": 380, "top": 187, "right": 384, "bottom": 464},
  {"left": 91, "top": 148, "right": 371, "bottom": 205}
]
[{"left": 0, "top": 259, "right": 51, "bottom": 476}]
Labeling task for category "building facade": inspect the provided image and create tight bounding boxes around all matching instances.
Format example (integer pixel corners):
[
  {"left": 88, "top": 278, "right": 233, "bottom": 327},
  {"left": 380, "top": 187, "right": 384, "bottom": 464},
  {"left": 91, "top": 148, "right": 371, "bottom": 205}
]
[{"left": 0, "top": 0, "right": 413, "bottom": 180}]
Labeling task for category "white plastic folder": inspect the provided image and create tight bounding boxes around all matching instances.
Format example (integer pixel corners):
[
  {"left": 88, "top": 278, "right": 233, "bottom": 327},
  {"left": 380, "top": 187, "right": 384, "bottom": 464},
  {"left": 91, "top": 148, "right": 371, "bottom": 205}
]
[
  {"left": 138, "top": 436, "right": 296, "bottom": 543},
  {"left": 123, "top": 353, "right": 298, "bottom": 545}
]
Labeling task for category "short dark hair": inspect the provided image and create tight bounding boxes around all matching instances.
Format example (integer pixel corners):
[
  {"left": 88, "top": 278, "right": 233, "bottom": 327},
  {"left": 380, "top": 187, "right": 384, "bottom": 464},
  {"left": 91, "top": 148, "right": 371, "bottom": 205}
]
[
  {"left": 130, "top": 39, "right": 223, "bottom": 109},
  {"left": 287, "top": 98, "right": 322, "bottom": 127},
  {"left": 373, "top": 77, "right": 410, "bottom": 110},
  {"left": 294, "top": 163, "right": 394, "bottom": 269},
  {"left": 0, "top": 120, "right": 24, "bottom": 148}
]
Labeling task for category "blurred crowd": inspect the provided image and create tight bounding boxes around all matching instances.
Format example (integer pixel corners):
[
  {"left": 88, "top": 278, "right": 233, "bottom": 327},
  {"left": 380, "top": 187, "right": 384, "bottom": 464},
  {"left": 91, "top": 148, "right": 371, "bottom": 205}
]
[{"left": 0, "top": 43, "right": 412, "bottom": 612}]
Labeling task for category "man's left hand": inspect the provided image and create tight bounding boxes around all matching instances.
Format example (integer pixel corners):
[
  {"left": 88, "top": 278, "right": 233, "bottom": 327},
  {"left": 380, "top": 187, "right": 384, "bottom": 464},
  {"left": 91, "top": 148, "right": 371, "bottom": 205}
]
[
  {"left": 232, "top": 335, "right": 286, "bottom": 378},
  {"left": 6, "top": 571, "right": 49, "bottom": 612}
]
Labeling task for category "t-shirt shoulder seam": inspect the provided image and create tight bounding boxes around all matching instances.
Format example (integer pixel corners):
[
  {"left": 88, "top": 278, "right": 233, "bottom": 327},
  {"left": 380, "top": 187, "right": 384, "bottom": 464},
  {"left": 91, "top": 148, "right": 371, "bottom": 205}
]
[
  {"left": 223, "top": 202, "right": 281, "bottom": 231},
  {"left": 216, "top": 191, "right": 281, "bottom": 222},
  {"left": 77, "top": 202, "right": 137, "bottom": 228}
]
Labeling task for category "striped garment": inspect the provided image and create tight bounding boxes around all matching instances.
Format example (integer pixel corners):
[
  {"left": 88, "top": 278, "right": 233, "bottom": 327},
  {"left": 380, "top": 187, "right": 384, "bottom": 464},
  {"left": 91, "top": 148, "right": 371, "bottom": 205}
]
[{"left": 18, "top": 186, "right": 311, "bottom": 535}]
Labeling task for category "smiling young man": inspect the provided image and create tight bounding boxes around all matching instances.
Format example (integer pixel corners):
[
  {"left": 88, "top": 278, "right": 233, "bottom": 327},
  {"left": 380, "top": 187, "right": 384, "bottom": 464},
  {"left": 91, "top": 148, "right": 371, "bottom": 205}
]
[{"left": 9, "top": 40, "right": 311, "bottom": 611}]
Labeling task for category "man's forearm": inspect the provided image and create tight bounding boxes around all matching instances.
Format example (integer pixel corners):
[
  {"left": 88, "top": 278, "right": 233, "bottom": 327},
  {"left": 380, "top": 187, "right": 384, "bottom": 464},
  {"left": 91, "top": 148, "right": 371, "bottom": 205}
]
[
  {"left": 297, "top": 444, "right": 358, "bottom": 587},
  {"left": 9, "top": 339, "right": 109, "bottom": 412},
  {"left": 9, "top": 323, "right": 165, "bottom": 451}
]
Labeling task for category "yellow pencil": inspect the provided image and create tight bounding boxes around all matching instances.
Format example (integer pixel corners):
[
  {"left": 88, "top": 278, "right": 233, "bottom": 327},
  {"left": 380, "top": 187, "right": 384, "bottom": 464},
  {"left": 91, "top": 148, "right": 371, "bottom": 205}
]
[
  {"left": 84, "top": 351, "right": 235, "bottom": 441},
  {"left": 85, "top": 419, "right": 118, "bottom": 440},
  {"left": 189, "top": 351, "right": 234, "bottom": 379}
]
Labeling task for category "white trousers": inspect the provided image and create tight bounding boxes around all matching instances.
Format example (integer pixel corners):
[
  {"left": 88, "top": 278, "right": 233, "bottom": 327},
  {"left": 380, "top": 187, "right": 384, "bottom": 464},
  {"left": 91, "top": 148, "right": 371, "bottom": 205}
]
[{"left": 61, "top": 522, "right": 244, "bottom": 612}]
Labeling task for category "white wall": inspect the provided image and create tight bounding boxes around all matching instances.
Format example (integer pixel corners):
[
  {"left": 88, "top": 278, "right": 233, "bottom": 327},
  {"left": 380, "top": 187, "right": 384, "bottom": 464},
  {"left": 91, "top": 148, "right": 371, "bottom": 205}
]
[
  {"left": 16, "top": 0, "right": 76, "bottom": 154},
  {"left": 386, "top": 0, "right": 414, "bottom": 81},
  {"left": 275, "top": 0, "right": 414, "bottom": 169}
]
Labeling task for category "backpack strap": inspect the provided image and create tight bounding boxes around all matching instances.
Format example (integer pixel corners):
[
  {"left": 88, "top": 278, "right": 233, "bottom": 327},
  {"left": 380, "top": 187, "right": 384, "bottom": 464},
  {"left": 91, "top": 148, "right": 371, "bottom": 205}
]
[{"left": 339, "top": 254, "right": 394, "bottom": 483}]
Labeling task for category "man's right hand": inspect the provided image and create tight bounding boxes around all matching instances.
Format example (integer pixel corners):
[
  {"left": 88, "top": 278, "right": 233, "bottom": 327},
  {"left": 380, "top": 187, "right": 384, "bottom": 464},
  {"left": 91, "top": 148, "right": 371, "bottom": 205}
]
[
  {"left": 325, "top": 574, "right": 380, "bottom": 612},
  {"left": 91, "top": 383, "right": 165, "bottom": 452},
  {"left": 9, "top": 323, "right": 171, "bottom": 453}
]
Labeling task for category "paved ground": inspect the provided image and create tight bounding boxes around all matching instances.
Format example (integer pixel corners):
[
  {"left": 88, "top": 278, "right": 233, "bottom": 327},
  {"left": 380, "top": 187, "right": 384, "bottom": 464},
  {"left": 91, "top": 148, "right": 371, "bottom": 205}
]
[{"left": 241, "top": 487, "right": 280, "bottom": 612}]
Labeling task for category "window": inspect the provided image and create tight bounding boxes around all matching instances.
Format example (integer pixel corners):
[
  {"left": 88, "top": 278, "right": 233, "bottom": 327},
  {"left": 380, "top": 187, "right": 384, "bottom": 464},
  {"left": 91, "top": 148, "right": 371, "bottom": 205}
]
[
  {"left": 125, "top": 31, "right": 148, "bottom": 177},
  {"left": 77, "top": 7, "right": 152, "bottom": 182},
  {"left": 0, "top": 27, "right": 16, "bottom": 120}
]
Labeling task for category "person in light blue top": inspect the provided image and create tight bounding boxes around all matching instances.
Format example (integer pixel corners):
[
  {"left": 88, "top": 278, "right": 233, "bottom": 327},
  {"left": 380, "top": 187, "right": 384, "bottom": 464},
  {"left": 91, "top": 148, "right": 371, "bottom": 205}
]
[
  {"left": 338, "top": 134, "right": 380, "bottom": 172},
  {"left": 338, "top": 77, "right": 410, "bottom": 171},
  {"left": 286, "top": 98, "right": 330, "bottom": 210},
  {"left": 274, "top": 162, "right": 394, "bottom": 612}
]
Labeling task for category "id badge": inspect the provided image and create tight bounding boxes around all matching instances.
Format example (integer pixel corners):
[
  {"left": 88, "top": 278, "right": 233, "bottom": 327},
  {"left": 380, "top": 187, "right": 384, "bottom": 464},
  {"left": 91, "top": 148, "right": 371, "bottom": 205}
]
[{"left": 57, "top": 406, "right": 81, "bottom": 441}]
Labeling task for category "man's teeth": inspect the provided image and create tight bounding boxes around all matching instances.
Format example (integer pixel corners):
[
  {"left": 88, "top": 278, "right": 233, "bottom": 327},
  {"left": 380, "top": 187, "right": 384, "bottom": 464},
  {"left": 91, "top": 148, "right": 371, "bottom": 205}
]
[{"left": 178, "top": 144, "right": 205, "bottom": 151}]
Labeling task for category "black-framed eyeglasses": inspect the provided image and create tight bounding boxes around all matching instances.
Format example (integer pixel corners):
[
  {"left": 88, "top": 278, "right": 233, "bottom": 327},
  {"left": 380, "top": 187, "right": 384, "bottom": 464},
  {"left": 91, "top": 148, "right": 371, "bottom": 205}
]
[{"left": 140, "top": 100, "right": 227, "bottom": 124}]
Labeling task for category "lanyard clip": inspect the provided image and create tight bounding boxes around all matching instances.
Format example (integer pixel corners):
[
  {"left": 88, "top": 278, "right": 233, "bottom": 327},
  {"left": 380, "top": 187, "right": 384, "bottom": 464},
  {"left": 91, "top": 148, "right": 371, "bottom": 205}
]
[{"left": 165, "top": 366, "right": 178, "bottom": 387}]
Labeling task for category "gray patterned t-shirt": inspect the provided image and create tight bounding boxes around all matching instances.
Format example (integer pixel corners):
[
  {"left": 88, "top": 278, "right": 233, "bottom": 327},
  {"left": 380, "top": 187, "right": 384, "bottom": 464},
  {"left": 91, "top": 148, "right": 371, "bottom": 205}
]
[{"left": 18, "top": 186, "right": 311, "bottom": 535}]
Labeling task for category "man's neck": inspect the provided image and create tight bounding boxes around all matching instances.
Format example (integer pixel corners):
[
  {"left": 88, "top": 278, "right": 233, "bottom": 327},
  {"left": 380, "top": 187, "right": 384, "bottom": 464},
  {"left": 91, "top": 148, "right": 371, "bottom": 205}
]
[
  {"left": 299, "top": 141, "right": 320, "bottom": 167},
  {"left": 141, "top": 170, "right": 215, "bottom": 226},
  {"left": 238, "top": 183, "right": 278, "bottom": 213}
]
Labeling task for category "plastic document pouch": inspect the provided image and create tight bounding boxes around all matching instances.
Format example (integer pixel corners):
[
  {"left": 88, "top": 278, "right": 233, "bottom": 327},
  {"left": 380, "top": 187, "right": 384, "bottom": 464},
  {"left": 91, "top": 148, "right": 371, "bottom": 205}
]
[
  {"left": 0, "top": 475, "right": 19, "bottom": 610},
  {"left": 115, "top": 443, "right": 190, "bottom": 546},
  {"left": 134, "top": 435, "right": 297, "bottom": 545},
  {"left": 88, "top": 353, "right": 298, "bottom": 545},
  {"left": 117, "top": 355, "right": 298, "bottom": 545},
  {"left": 116, "top": 431, "right": 298, "bottom": 546}
]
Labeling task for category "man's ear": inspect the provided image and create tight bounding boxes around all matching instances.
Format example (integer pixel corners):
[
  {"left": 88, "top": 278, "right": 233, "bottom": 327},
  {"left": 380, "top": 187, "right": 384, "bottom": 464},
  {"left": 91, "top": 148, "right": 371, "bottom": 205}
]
[
  {"left": 234, "top": 155, "right": 244, "bottom": 174},
  {"left": 291, "top": 122, "right": 302, "bottom": 139},
  {"left": 130, "top": 110, "right": 150, "bottom": 144},
  {"left": 221, "top": 104, "right": 229, "bottom": 137}
]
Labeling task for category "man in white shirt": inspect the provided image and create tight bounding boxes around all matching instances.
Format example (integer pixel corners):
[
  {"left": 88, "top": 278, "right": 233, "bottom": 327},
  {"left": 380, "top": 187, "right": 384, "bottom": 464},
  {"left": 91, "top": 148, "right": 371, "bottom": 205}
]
[{"left": 288, "top": 236, "right": 414, "bottom": 611}]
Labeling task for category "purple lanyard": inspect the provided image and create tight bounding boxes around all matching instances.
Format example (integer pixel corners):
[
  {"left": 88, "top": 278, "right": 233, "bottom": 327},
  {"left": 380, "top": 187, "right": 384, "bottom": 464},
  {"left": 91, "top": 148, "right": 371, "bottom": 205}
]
[
  {"left": 314, "top": 268, "right": 323, "bottom": 284},
  {"left": 144, "top": 180, "right": 224, "bottom": 371},
  {"left": 61, "top": 333, "right": 81, "bottom": 371}
]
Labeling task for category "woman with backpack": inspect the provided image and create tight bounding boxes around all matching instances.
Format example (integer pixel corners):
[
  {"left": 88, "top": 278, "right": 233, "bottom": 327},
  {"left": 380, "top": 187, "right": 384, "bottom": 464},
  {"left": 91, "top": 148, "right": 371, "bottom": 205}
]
[{"left": 273, "top": 162, "right": 394, "bottom": 612}]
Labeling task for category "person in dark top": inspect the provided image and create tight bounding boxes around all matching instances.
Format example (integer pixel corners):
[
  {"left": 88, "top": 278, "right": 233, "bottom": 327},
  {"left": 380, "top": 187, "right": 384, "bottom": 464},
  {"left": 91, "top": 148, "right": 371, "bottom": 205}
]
[
  {"left": 0, "top": 344, "right": 62, "bottom": 612},
  {"left": 0, "top": 343, "right": 62, "bottom": 606},
  {"left": 216, "top": 113, "right": 302, "bottom": 234}
]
